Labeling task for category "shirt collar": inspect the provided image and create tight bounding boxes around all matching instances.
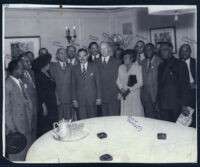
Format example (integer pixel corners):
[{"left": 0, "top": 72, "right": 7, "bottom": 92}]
[
  {"left": 102, "top": 56, "right": 110, "bottom": 63},
  {"left": 10, "top": 75, "right": 22, "bottom": 89},
  {"left": 92, "top": 54, "right": 100, "bottom": 60},
  {"left": 81, "top": 62, "right": 88, "bottom": 70},
  {"left": 68, "top": 58, "right": 75, "bottom": 64}
]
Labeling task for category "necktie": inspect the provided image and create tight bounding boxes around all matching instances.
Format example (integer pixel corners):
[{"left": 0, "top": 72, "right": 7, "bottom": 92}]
[
  {"left": 19, "top": 80, "right": 28, "bottom": 99},
  {"left": 63, "top": 62, "right": 66, "bottom": 70},
  {"left": 25, "top": 71, "right": 35, "bottom": 88},
  {"left": 103, "top": 58, "right": 106, "bottom": 65},
  {"left": 148, "top": 60, "right": 152, "bottom": 72},
  {"left": 82, "top": 64, "right": 87, "bottom": 80},
  {"left": 138, "top": 54, "right": 141, "bottom": 64}
]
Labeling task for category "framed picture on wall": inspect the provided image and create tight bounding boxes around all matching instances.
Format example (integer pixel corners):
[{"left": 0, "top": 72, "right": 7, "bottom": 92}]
[
  {"left": 150, "top": 26, "right": 177, "bottom": 53},
  {"left": 4, "top": 36, "right": 41, "bottom": 68}
]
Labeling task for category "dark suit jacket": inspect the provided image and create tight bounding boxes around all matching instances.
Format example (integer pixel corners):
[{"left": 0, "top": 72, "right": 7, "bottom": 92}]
[
  {"left": 190, "top": 57, "right": 196, "bottom": 83},
  {"left": 5, "top": 76, "right": 32, "bottom": 135},
  {"left": 72, "top": 63, "right": 102, "bottom": 106},
  {"left": 157, "top": 57, "right": 191, "bottom": 110},
  {"left": 94, "top": 56, "right": 121, "bottom": 103},
  {"left": 141, "top": 56, "right": 162, "bottom": 103},
  {"left": 50, "top": 62, "right": 72, "bottom": 104}
]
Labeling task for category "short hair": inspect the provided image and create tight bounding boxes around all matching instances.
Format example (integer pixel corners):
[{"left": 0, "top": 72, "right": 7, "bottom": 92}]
[
  {"left": 179, "top": 44, "right": 192, "bottom": 53},
  {"left": 88, "top": 42, "right": 98, "bottom": 49},
  {"left": 144, "top": 43, "right": 155, "bottom": 50},
  {"left": 8, "top": 59, "right": 21, "bottom": 74},
  {"left": 77, "top": 48, "right": 88, "bottom": 55},
  {"left": 39, "top": 48, "right": 48, "bottom": 55},
  {"left": 135, "top": 40, "right": 145, "bottom": 46},
  {"left": 56, "top": 48, "right": 66, "bottom": 60},
  {"left": 25, "top": 51, "right": 34, "bottom": 57},
  {"left": 159, "top": 41, "right": 173, "bottom": 49},
  {"left": 66, "top": 45, "right": 76, "bottom": 52},
  {"left": 100, "top": 41, "right": 112, "bottom": 49},
  {"left": 124, "top": 49, "right": 137, "bottom": 62}
]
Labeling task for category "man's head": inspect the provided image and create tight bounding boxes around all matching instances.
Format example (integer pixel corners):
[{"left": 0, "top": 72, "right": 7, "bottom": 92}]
[
  {"left": 100, "top": 42, "right": 113, "bottom": 57},
  {"left": 8, "top": 59, "right": 24, "bottom": 79},
  {"left": 115, "top": 48, "right": 124, "bottom": 60},
  {"left": 66, "top": 45, "right": 76, "bottom": 59},
  {"left": 144, "top": 43, "right": 155, "bottom": 59},
  {"left": 179, "top": 44, "right": 192, "bottom": 61},
  {"left": 56, "top": 48, "right": 67, "bottom": 62},
  {"left": 159, "top": 42, "right": 173, "bottom": 61},
  {"left": 135, "top": 40, "right": 145, "bottom": 54},
  {"left": 88, "top": 42, "right": 99, "bottom": 56},
  {"left": 77, "top": 48, "right": 89, "bottom": 64},
  {"left": 25, "top": 51, "right": 34, "bottom": 62},
  {"left": 39, "top": 48, "right": 48, "bottom": 57},
  {"left": 20, "top": 54, "right": 32, "bottom": 70}
]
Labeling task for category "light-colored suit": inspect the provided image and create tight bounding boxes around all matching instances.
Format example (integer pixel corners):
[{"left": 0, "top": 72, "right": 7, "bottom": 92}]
[
  {"left": 5, "top": 76, "right": 32, "bottom": 161},
  {"left": 50, "top": 62, "right": 72, "bottom": 120},
  {"left": 141, "top": 56, "right": 162, "bottom": 118},
  {"left": 22, "top": 70, "right": 38, "bottom": 142}
]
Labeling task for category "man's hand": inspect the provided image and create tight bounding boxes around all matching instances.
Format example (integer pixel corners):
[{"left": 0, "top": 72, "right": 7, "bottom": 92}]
[
  {"left": 72, "top": 100, "right": 79, "bottom": 108},
  {"left": 182, "top": 106, "right": 190, "bottom": 116},
  {"left": 42, "top": 103, "right": 48, "bottom": 116},
  {"left": 96, "top": 99, "right": 102, "bottom": 105}
]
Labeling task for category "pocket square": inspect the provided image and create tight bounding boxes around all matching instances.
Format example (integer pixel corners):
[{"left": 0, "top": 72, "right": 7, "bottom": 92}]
[{"left": 90, "top": 73, "right": 94, "bottom": 76}]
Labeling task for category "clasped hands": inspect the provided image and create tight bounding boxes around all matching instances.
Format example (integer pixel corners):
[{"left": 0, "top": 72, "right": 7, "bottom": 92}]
[
  {"left": 72, "top": 99, "right": 102, "bottom": 108},
  {"left": 120, "top": 88, "right": 130, "bottom": 100}
]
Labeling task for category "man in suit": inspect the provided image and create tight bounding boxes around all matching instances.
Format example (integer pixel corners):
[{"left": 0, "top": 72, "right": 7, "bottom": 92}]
[
  {"left": 157, "top": 42, "right": 191, "bottom": 122},
  {"left": 141, "top": 43, "right": 162, "bottom": 119},
  {"left": 50, "top": 48, "right": 72, "bottom": 120},
  {"left": 94, "top": 42, "right": 121, "bottom": 116},
  {"left": 179, "top": 44, "right": 196, "bottom": 127},
  {"left": 72, "top": 48, "right": 102, "bottom": 119},
  {"left": 88, "top": 42, "right": 101, "bottom": 63},
  {"left": 5, "top": 59, "right": 32, "bottom": 161},
  {"left": 25, "top": 51, "right": 35, "bottom": 63},
  {"left": 134, "top": 40, "right": 145, "bottom": 65},
  {"left": 66, "top": 45, "right": 79, "bottom": 66},
  {"left": 20, "top": 53, "right": 38, "bottom": 143}
]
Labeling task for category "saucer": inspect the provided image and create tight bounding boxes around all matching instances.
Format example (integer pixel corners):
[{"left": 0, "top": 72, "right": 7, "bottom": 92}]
[{"left": 52, "top": 129, "right": 89, "bottom": 142}]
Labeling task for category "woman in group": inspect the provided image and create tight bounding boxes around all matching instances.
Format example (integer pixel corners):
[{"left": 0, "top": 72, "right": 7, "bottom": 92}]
[
  {"left": 116, "top": 49, "right": 144, "bottom": 116},
  {"left": 32, "top": 53, "right": 58, "bottom": 137}
]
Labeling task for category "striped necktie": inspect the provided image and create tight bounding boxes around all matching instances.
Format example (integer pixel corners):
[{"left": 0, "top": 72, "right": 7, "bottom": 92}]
[
  {"left": 19, "top": 79, "right": 28, "bottom": 99},
  {"left": 82, "top": 64, "right": 87, "bottom": 80}
]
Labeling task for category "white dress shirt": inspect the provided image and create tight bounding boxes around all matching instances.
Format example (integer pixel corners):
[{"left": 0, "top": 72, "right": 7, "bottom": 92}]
[
  {"left": 92, "top": 54, "right": 100, "bottom": 60},
  {"left": 185, "top": 58, "right": 194, "bottom": 83},
  {"left": 101, "top": 56, "right": 110, "bottom": 64},
  {"left": 67, "top": 58, "right": 76, "bottom": 65},
  {"left": 59, "top": 61, "right": 66, "bottom": 69},
  {"left": 10, "top": 75, "right": 22, "bottom": 91},
  {"left": 81, "top": 62, "right": 88, "bottom": 72}
]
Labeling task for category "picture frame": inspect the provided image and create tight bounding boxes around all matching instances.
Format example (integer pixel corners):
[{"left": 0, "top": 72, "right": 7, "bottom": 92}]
[
  {"left": 4, "top": 36, "right": 41, "bottom": 68},
  {"left": 150, "top": 26, "right": 177, "bottom": 53}
]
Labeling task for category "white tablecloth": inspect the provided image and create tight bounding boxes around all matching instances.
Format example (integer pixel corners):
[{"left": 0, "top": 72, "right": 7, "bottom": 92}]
[{"left": 25, "top": 116, "right": 197, "bottom": 163}]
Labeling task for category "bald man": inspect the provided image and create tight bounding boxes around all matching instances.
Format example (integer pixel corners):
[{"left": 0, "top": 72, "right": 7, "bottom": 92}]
[
  {"left": 94, "top": 42, "right": 121, "bottom": 116},
  {"left": 50, "top": 48, "right": 72, "bottom": 120}
]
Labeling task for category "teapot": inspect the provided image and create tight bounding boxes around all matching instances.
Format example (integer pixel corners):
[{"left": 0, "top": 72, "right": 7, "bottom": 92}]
[{"left": 53, "top": 119, "right": 72, "bottom": 138}]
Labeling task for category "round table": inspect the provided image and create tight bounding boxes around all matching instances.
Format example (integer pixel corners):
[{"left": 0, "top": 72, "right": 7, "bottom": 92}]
[{"left": 25, "top": 116, "right": 197, "bottom": 163}]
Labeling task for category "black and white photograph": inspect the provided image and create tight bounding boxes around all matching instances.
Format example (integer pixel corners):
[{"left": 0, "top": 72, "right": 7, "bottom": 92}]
[{"left": 2, "top": 4, "right": 197, "bottom": 163}]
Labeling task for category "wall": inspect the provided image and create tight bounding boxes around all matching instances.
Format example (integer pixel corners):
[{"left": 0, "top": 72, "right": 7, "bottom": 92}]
[
  {"left": 4, "top": 8, "right": 114, "bottom": 61},
  {"left": 4, "top": 7, "right": 197, "bottom": 61},
  {"left": 112, "top": 8, "right": 197, "bottom": 58}
]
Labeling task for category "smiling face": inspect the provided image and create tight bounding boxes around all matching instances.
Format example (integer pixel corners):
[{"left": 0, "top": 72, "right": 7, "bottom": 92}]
[
  {"left": 100, "top": 43, "right": 112, "bottom": 57},
  {"left": 77, "top": 50, "right": 89, "bottom": 64},
  {"left": 135, "top": 41, "right": 145, "bottom": 54},
  {"left": 160, "top": 44, "right": 173, "bottom": 61},
  {"left": 179, "top": 45, "right": 191, "bottom": 61},
  {"left": 144, "top": 45, "right": 154, "bottom": 59},
  {"left": 89, "top": 43, "right": 99, "bottom": 56},
  {"left": 22, "top": 56, "right": 31, "bottom": 70},
  {"left": 57, "top": 48, "right": 67, "bottom": 62},
  {"left": 67, "top": 46, "right": 76, "bottom": 59}
]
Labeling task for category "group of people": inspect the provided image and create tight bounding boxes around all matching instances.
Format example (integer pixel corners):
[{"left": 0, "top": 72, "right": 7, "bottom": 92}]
[{"left": 5, "top": 39, "right": 196, "bottom": 161}]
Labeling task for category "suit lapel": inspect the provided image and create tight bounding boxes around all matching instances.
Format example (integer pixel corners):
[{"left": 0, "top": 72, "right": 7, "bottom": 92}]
[{"left": 9, "top": 76, "right": 24, "bottom": 98}]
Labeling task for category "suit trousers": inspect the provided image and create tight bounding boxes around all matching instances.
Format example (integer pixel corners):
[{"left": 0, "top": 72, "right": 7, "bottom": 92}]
[
  {"left": 102, "top": 100, "right": 120, "bottom": 116},
  {"left": 160, "top": 108, "right": 181, "bottom": 123},
  {"left": 58, "top": 103, "right": 71, "bottom": 120},
  {"left": 8, "top": 132, "right": 32, "bottom": 161},
  {"left": 78, "top": 105, "right": 97, "bottom": 120},
  {"left": 143, "top": 97, "right": 156, "bottom": 119}
]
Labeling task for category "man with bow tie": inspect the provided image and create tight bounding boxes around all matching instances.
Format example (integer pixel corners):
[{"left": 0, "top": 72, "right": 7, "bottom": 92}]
[
  {"left": 72, "top": 48, "right": 102, "bottom": 120},
  {"left": 157, "top": 42, "right": 191, "bottom": 122},
  {"left": 50, "top": 48, "right": 72, "bottom": 120},
  {"left": 5, "top": 59, "right": 32, "bottom": 161},
  {"left": 141, "top": 43, "right": 162, "bottom": 119},
  {"left": 88, "top": 42, "right": 101, "bottom": 63},
  {"left": 20, "top": 53, "right": 38, "bottom": 143}
]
